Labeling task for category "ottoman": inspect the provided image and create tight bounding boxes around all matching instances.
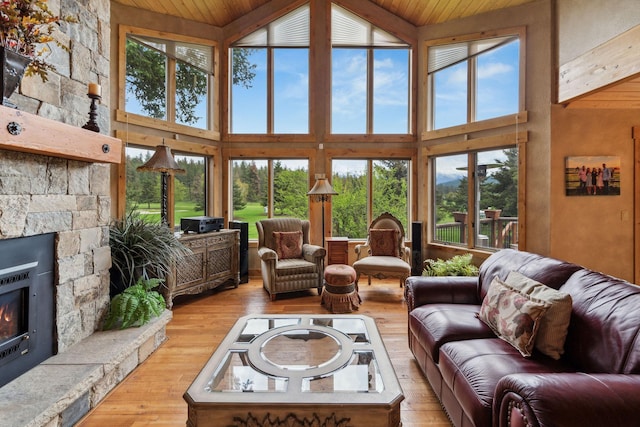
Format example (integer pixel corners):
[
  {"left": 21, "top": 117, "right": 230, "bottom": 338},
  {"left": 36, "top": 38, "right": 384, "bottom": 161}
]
[{"left": 321, "top": 264, "right": 361, "bottom": 313}]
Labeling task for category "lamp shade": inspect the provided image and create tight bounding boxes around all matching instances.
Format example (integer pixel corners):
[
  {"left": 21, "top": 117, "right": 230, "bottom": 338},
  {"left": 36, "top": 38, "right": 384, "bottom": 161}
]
[
  {"left": 137, "top": 145, "right": 186, "bottom": 174},
  {"left": 307, "top": 176, "right": 338, "bottom": 197}
]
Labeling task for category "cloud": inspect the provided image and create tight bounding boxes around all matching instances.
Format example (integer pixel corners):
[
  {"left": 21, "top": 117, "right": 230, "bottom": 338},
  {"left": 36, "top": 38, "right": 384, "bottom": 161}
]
[{"left": 478, "top": 62, "right": 513, "bottom": 79}]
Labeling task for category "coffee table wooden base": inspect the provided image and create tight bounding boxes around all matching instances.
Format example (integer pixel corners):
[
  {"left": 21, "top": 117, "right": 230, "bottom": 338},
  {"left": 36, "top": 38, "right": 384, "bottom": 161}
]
[
  {"left": 184, "top": 314, "right": 403, "bottom": 427},
  {"left": 187, "top": 403, "right": 401, "bottom": 427}
]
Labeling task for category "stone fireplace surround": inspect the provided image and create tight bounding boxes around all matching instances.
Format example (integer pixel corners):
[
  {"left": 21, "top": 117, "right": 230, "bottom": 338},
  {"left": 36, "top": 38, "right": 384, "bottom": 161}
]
[{"left": 0, "top": 107, "right": 171, "bottom": 426}]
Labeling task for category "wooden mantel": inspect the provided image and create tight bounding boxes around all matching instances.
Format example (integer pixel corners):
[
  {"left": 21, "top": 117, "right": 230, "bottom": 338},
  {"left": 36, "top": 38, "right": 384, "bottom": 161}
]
[{"left": 0, "top": 104, "right": 122, "bottom": 164}]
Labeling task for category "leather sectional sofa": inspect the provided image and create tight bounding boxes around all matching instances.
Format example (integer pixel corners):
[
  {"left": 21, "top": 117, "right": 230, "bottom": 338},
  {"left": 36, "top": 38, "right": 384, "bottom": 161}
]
[{"left": 405, "top": 249, "right": 640, "bottom": 427}]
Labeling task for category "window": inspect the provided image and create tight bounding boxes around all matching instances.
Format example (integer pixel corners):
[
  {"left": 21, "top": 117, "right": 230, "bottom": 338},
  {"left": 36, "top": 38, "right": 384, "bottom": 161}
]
[
  {"left": 428, "top": 33, "right": 520, "bottom": 130},
  {"left": 332, "top": 159, "right": 410, "bottom": 239},
  {"left": 432, "top": 147, "right": 518, "bottom": 250},
  {"left": 125, "top": 147, "right": 207, "bottom": 229},
  {"left": 331, "top": 4, "right": 411, "bottom": 134},
  {"left": 123, "top": 28, "right": 214, "bottom": 131},
  {"left": 231, "top": 159, "right": 309, "bottom": 239},
  {"left": 173, "top": 153, "right": 207, "bottom": 222},
  {"left": 230, "top": 5, "right": 310, "bottom": 134}
]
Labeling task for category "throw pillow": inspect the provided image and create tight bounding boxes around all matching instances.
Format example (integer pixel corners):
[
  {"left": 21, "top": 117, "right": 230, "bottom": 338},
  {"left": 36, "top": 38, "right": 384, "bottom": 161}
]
[
  {"left": 272, "top": 230, "right": 303, "bottom": 260},
  {"left": 369, "top": 229, "right": 400, "bottom": 257},
  {"left": 505, "top": 271, "right": 573, "bottom": 360},
  {"left": 478, "top": 277, "right": 550, "bottom": 357}
]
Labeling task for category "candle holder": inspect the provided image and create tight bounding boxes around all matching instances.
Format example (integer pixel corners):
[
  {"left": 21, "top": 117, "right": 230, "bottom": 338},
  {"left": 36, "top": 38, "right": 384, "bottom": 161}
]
[{"left": 82, "top": 93, "right": 101, "bottom": 132}]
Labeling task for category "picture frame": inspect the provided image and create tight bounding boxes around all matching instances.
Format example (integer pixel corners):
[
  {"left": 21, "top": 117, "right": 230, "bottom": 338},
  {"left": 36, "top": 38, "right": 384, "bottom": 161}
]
[{"left": 565, "top": 156, "right": 620, "bottom": 196}]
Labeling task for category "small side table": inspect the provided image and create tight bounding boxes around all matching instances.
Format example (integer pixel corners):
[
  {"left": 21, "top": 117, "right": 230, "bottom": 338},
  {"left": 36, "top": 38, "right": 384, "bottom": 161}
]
[{"left": 327, "top": 237, "right": 349, "bottom": 265}]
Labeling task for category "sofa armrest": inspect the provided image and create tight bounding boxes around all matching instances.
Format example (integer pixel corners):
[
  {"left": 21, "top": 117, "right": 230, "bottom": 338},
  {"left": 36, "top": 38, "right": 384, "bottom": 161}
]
[
  {"left": 257, "top": 246, "right": 277, "bottom": 261},
  {"left": 495, "top": 373, "right": 640, "bottom": 427},
  {"left": 302, "top": 243, "right": 325, "bottom": 261},
  {"left": 404, "top": 276, "right": 480, "bottom": 311}
]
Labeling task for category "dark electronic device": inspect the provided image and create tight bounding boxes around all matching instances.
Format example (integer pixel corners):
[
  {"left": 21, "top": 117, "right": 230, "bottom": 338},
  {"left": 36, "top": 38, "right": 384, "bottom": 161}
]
[{"left": 181, "top": 216, "right": 224, "bottom": 233}]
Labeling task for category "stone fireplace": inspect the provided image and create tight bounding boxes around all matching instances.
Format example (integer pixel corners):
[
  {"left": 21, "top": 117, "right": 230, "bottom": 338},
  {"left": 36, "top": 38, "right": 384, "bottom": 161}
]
[
  {"left": 0, "top": 233, "right": 55, "bottom": 387},
  {"left": 0, "top": 107, "right": 170, "bottom": 427}
]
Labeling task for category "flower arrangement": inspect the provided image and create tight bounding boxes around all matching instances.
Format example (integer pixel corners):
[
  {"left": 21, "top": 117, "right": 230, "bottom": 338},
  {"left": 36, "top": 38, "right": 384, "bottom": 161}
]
[{"left": 0, "top": 0, "right": 77, "bottom": 81}]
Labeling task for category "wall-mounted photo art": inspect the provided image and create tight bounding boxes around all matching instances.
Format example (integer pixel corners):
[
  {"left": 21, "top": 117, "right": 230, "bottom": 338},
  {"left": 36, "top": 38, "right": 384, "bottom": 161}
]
[{"left": 565, "top": 156, "right": 620, "bottom": 196}]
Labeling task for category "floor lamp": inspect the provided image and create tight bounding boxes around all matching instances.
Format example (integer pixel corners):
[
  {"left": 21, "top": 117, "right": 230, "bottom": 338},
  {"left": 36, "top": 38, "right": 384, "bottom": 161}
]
[
  {"left": 137, "top": 142, "right": 185, "bottom": 227},
  {"left": 307, "top": 174, "right": 338, "bottom": 247}
]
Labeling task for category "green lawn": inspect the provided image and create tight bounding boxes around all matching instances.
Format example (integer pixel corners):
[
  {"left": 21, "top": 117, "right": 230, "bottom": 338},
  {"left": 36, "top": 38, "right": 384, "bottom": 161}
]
[
  {"left": 133, "top": 201, "right": 204, "bottom": 227},
  {"left": 233, "top": 202, "right": 267, "bottom": 239}
]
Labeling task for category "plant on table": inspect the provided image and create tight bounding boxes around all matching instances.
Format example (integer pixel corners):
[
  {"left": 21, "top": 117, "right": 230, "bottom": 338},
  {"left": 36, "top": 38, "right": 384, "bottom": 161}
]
[{"left": 422, "top": 253, "right": 479, "bottom": 277}]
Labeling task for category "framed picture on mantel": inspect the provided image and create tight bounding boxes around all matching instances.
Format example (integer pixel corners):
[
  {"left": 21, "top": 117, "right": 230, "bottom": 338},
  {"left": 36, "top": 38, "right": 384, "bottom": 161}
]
[{"left": 565, "top": 156, "right": 620, "bottom": 196}]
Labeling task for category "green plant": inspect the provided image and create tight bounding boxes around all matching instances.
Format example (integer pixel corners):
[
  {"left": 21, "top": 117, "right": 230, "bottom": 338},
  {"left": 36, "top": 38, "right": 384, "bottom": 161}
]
[
  {"left": 109, "top": 211, "right": 191, "bottom": 296},
  {"left": 104, "top": 278, "right": 165, "bottom": 329},
  {"left": 0, "top": 0, "right": 78, "bottom": 81},
  {"left": 422, "top": 253, "right": 479, "bottom": 277}
]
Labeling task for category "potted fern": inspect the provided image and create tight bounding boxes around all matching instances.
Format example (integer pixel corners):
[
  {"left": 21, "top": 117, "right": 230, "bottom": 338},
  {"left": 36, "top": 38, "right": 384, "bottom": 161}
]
[
  {"left": 104, "top": 278, "right": 166, "bottom": 330},
  {"left": 422, "top": 253, "right": 479, "bottom": 277}
]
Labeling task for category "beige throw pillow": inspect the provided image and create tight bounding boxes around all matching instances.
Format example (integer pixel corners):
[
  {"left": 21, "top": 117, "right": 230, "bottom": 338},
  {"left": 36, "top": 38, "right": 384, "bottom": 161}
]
[
  {"left": 478, "top": 277, "right": 550, "bottom": 357},
  {"left": 505, "top": 271, "right": 573, "bottom": 360}
]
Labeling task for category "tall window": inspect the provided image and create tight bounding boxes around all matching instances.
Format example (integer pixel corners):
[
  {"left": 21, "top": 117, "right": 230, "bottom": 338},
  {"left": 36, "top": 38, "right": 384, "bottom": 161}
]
[
  {"left": 332, "top": 159, "right": 410, "bottom": 239},
  {"left": 428, "top": 34, "right": 520, "bottom": 130},
  {"left": 125, "top": 147, "right": 207, "bottom": 229},
  {"left": 231, "top": 159, "right": 309, "bottom": 239},
  {"left": 230, "top": 5, "right": 310, "bottom": 134},
  {"left": 331, "top": 4, "right": 411, "bottom": 134},
  {"left": 432, "top": 147, "right": 518, "bottom": 250},
  {"left": 124, "top": 30, "right": 214, "bottom": 130}
]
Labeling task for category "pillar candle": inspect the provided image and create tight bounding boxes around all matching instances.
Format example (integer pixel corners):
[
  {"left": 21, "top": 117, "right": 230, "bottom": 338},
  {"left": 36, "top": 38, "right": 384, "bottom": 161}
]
[{"left": 88, "top": 83, "right": 101, "bottom": 97}]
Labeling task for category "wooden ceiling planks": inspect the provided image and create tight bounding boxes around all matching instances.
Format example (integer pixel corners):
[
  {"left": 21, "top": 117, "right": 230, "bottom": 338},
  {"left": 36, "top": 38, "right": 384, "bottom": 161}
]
[{"left": 112, "top": 0, "right": 538, "bottom": 27}]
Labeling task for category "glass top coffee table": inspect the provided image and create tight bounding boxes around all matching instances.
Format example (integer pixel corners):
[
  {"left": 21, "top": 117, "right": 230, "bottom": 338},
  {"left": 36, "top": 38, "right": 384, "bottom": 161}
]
[{"left": 184, "top": 314, "right": 404, "bottom": 427}]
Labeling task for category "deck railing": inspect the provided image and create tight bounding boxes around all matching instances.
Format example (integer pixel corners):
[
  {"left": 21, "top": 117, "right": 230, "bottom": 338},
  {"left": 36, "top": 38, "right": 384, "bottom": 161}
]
[{"left": 435, "top": 216, "right": 518, "bottom": 249}]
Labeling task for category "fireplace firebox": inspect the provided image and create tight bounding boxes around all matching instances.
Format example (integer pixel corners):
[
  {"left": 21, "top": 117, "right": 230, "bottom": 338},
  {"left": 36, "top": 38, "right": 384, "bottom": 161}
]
[{"left": 0, "top": 233, "right": 55, "bottom": 387}]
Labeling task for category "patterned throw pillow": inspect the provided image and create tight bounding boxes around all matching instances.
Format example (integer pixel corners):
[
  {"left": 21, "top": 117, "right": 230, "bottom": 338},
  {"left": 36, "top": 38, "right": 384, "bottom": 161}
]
[
  {"left": 272, "top": 231, "right": 303, "bottom": 260},
  {"left": 505, "top": 271, "right": 573, "bottom": 360},
  {"left": 478, "top": 277, "right": 550, "bottom": 357},
  {"left": 369, "top": 229, "right": 400, "bottom": 257}
]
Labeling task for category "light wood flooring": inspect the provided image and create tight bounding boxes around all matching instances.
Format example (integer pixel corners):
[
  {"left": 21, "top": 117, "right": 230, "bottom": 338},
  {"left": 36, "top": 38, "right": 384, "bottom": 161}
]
[{"left": 77, "top": 278, "right": 451, "bottom": 427}]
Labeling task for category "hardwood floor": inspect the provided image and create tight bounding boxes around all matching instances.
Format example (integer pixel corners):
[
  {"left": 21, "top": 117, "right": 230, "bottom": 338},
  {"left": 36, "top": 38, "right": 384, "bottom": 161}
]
[{"left": 77, "top": 279, "right": 451, "bottom": 427}]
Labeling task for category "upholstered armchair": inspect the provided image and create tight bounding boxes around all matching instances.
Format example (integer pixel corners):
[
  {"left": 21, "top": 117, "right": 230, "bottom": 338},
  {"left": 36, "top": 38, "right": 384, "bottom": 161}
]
[
  {"left": 256, "top": 218, "right": 326, "bottom": 301},
  {"left": 353, "top": 212, "right": 411, "bottom": 287}
]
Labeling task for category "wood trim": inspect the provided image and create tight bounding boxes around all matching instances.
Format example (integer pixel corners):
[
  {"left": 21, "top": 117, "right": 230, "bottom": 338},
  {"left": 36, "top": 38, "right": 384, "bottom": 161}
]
[
  {"left": 558, "top": 25, "right": 640, "bottom": 104},
  {"left": 634, "top": 126, "right": 640, "bottom": 283},
  {"left": 424, "top": 130, "right": 528, "bottom": 156},
  {"left": 423, "top": 111, "right": 528, "bottom": 140},
  {"left": 116, "top": 110, "right": 220, "bottom": 140},
  {"left": 114, "top": 130, "right": 218, "bottom": 156},
  {"left": 0, "top": 105, "right": 122, "bottom": 164}
]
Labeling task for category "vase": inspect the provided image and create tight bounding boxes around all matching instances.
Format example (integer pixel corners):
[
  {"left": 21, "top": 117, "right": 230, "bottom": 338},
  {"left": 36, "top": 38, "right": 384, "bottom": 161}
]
[{"left": 0, "top": 47, "right": 32, "bottom": 109}]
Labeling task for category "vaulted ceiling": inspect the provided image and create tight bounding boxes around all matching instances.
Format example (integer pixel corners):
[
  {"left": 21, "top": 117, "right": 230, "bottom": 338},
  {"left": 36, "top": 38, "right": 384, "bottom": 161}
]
[
  {"left": 111, "top": 0, "right": 640, "bottom": 108},
  {"left": 110, "top": 0, "right": 538, "bottom": 28}
]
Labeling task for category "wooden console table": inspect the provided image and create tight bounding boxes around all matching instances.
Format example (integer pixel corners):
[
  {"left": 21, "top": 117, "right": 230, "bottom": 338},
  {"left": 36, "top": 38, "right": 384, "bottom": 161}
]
[{"left": 164, "top": 229, "right": 240, "bottom": 308}]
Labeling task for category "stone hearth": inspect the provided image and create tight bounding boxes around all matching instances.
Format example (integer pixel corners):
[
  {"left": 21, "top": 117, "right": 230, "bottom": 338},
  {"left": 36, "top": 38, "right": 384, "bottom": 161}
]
[{"left": 0, "top": 107, "right": 170, "bottom": 426}]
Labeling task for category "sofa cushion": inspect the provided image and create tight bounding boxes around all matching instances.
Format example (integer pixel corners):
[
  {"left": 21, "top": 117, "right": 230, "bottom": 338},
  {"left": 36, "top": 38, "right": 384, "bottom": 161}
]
[
  {"left": 352, "top": 255, "right": 410, "bottom": 275},
  {"left": 408, "top": 303, "right": 494, "bottom": 363},
  {"left": 505, "top": 271, "right": 573, "bottom": 360},
  {"left": 478, "top": 277, "right": 549, "bottom": 357},
  {"left": 561, "top": 269, "right": 640, "bottom": 374},
  {"left": 478, "top": 249, "right": 582, "bottom": 301},
  {"left": 273, "top": 230, "right": 303, "bottom": 259},
  {"left": 369, "top": 229, "right": 400, "bottom": 257},
  {"left": 438, "top": 338, "right": 574, "bottom": 427}
]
